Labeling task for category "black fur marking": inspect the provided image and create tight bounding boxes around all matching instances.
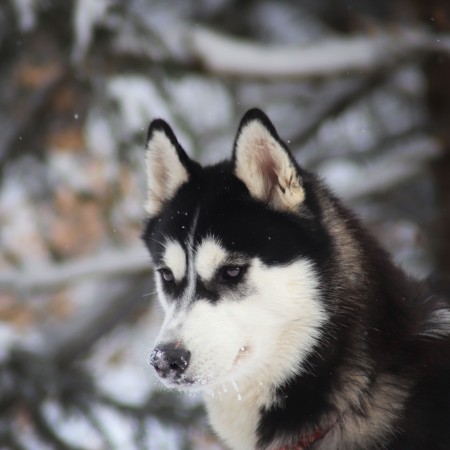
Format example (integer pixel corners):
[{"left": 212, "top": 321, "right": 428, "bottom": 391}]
[
  {"left": 194, "top": 278, "right": 220, "bottom": 303},
  {"left": 146, "top": 118, "right": 178, "bottom": 145},
  {"left": 233, "top": 108, "right": 281, "bottom": 146},
  {"left": 143, "top": 163, "right": 330, "bottom": 272}
]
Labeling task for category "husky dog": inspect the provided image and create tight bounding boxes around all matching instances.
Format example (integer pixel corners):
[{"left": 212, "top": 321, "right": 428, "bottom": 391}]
[{"left": 142, "top": 109, "right": 450, "bottom": 449}]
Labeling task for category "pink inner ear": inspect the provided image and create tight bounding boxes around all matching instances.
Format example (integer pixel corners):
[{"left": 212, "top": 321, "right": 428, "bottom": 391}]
[
  {"left": 152, "top": 151, "right": 170, "bottom": 196},
  {"left": 234, "top": 120, "right": 304, "bottom": 210},
  {"left": 259, "top": 150, "right": 280, "bottom": 198},
  {"left": 250, "top": 133, "right": 286, "bottom": 199}
]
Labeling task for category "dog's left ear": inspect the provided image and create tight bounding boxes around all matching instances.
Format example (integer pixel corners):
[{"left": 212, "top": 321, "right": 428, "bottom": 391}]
[{"left": 232, "top": 108, "right": 305, "bottom": 212}]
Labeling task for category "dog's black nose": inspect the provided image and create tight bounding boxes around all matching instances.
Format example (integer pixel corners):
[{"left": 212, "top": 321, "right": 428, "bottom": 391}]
[{"left": 150, "top": 343, "right": 190, "bottom": 379}]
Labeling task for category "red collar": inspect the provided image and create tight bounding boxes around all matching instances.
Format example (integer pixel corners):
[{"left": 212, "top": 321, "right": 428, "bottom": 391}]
[{"left": 276, "top": 426, "right": 330, "bottom": 450}]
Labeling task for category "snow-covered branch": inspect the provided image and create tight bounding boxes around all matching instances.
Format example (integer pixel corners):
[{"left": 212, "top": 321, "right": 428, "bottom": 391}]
[
  {"left": 188, "top": 26, "right": 450, "bottom": 78},
  {"left": 0, "top": 246, "right": 151, "bottom": 293}
]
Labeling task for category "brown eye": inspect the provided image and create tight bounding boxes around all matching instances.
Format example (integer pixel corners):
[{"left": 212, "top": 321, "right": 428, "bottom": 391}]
[{"left": 158, "top": 268, "right": 174, "bottom": 282}]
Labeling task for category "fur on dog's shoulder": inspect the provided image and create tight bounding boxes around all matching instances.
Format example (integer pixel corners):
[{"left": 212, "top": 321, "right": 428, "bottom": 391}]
[{"left": 142, "top": 108, "right": 450, "bottom": 450}]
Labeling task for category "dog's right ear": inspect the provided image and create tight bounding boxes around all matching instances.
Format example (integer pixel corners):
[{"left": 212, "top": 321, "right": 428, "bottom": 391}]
[{"left": 145, "top": 119, "right": 191, "bottom": 216}]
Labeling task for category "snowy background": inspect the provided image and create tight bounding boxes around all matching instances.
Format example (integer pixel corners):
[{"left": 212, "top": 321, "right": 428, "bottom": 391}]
[{"left": 1, "top": 0, "right": 450, "bottom": 449}]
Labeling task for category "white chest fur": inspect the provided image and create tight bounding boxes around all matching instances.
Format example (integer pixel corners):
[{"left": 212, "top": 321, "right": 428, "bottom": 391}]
[{"left": 204, "top": 381, "right": 268, "bottom": 450}]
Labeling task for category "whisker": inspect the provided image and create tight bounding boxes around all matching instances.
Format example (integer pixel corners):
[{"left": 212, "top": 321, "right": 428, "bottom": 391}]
[{"left": 143, "top": 290, "right": 158, "bottom": 297}]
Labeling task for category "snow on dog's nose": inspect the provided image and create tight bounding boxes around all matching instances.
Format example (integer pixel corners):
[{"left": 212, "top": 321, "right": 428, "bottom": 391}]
[{"left": 150, "top": 343, "right": 191, "bottom": 381}]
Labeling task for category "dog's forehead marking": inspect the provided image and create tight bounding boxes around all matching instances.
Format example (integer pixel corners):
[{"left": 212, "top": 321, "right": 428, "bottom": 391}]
[
  {"left": 162, "top": 240, "right": 186, "bottom": 281},
  {"left": 183, "top": 208, "right": 200, "bottom": 303},
  {"left": 195, "top": 237, "right": 228, "bottom": 281}
]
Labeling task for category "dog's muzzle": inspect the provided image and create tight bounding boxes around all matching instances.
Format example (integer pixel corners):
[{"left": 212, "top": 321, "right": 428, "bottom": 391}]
[{"left": 150, "top": 343, "right": 191, "bottom": 382}]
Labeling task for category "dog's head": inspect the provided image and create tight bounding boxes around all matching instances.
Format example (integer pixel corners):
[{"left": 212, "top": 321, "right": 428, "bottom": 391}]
[{"left": 142, "top": 109, "right": 329, "bottom": 391}]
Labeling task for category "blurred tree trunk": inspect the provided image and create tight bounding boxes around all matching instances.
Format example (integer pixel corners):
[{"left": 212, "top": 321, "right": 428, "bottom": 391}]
[
  {"left": 415, "top": 1, "right": 450, "bottom": 281},
  {"left": 426, "top": 56, "right": 450, "bottom": 280}
]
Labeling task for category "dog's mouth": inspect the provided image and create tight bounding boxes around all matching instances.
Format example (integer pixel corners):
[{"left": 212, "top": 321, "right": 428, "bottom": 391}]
[
  {"left": 232, "top": 345, "right": 251, "bottom": 367},
  {"left": 159, "top": 375, "right": 198, "bottom": 389}
]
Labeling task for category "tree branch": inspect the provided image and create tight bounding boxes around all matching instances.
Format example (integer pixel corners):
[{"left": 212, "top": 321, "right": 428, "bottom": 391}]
[
  {"left": 0, "top": 246, "right": 151, "bottom": 293},
  {"left": 0, "top": 429, "right": 28, "bottom": 450},
  {"left": 48, "top": 276, "right": 151, "bottom": 364},
  {"left": 28, "top": 401, "right": 87, "bottom": 450},
  {"left": 188, "top": 26, "right": 450, "bottom": 78},
  {"left": 290, "top": 72, "right": 390, "bottom": 149},
  {"left": 321, "top": 135, "right": 440, "bottom": 201}
]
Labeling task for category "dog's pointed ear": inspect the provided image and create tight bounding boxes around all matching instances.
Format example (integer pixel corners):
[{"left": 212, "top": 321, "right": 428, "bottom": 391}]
[
  {"left": 232, "top": 109, "right": 305, "bottom": 212},
  {"left": 145, "top": 119, "right": 191, "bottom": 216}
]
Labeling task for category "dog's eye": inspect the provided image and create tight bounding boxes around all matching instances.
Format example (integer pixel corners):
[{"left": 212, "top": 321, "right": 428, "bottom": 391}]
[
  {"left": 158, "top": 268, "right": 174, "bottom": 283},
  {"left": 220, "top": 265, "right": 246, "bottom": 282}
]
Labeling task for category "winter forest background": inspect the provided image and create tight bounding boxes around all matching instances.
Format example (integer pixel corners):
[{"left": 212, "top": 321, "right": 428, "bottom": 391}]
[{"left": 1, "top": 0, "right": 450, "bottom": 449}]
